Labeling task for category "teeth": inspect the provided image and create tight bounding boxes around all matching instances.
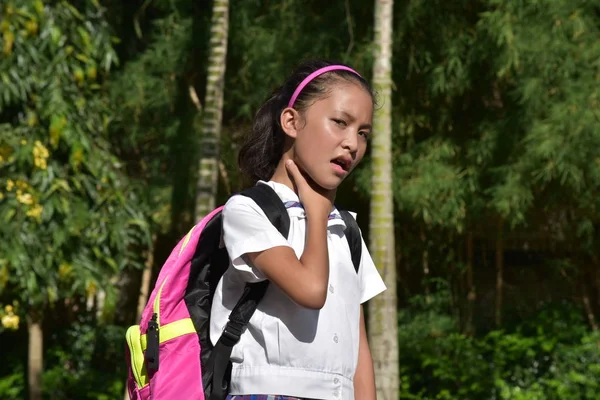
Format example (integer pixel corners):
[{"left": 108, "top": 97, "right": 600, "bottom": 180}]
[{"left": 332, "top": 159, "right": 347, "bottom": 170}]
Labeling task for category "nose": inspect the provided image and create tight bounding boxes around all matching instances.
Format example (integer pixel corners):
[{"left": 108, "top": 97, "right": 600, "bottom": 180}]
[{"left": 342, "top": 130, "right": 359, "bottom": 154}]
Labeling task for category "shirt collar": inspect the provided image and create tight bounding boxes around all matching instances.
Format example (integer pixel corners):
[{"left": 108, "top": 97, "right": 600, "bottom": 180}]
[{"left": 257, "top": 180, "right": 346, "bottom": 230}]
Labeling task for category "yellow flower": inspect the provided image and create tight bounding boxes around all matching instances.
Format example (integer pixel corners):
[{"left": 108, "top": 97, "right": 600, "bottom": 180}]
[
  {"left": 6, "top": 180, "right": 14, "bottom": 191},
  {"left": 33, "top": 142, "right": 50, "bottom": 170},
  {"left": 1, "top": 304, "right": 19, "bottom": 331},
  {"left": 26, "top": 204, "right": 43, "bottom": 219},
  {"left": 34, "top": 157, "right": 47, "bottom": 169},
  {"left": 20, "top": 139, "right": 27, "bottom": 146},
  {"left": 33, "top": 141, "right": 49, "bottom": 158},
  {"left": 17, "top": 193, "right": 33, "bottom": 205},
  {"left": 1, "top": 314, "right": 19, "bottom": 330}
]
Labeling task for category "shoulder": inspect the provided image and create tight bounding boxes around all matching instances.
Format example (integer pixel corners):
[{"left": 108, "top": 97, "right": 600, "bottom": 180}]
[
  {"left": 221, "top": 187, "right": 288, "bottom": 239},
  {"left": 223, "top": 181, "right": 284, "bottom": 216},
  {"left": 223, "top": 192, "right": 264, "bottom": 216}
]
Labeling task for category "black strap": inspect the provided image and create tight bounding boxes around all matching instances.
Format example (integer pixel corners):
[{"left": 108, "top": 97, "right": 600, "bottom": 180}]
[
  {"left": 339, "top": 210, "right": 362, "bottom": 273},
  {"left": 239, "top": 184, "right": 291, "bottom": 237},
  {"left": 208, "top": 184, "right": 289, "bottom": 400}
]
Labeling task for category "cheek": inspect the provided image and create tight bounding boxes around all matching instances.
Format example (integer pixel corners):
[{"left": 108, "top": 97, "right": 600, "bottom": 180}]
[
  {"left": 292, "top": 136, "right": 318, "bottom": 170},
  {"left": 295, "top": 125, "right": 332, "bottom": 157}
]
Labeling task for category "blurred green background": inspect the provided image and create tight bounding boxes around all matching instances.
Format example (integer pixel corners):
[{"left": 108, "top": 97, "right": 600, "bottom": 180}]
[{"left": 1, "top": 0, "right": 600, "bottom": 399}]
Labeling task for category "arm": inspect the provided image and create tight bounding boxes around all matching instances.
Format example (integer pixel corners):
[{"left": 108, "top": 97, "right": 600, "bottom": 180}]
[
  {"left": 354, "top": 305, "right": 377, "bottom": 399},
  {"left": 245, "top": 213, "right": 329, "bottom": 310},
  {"left": 244, "top": 159, "right": 334, "bottom": 310}
]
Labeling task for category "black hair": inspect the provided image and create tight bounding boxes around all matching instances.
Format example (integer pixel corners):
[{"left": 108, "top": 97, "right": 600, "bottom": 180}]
[{"left": 238, "top": 59, "right": 375, "bottom": 183}]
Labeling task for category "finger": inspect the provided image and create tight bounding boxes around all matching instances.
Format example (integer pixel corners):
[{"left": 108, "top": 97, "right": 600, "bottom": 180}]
[{"left": 285, "top": 159, "right": 303, "bottom": 183}]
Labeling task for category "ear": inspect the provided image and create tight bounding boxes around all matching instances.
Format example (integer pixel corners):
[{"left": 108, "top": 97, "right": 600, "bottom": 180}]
[{"left": 280, "top": 107, "right": 301, "bottom": 139}]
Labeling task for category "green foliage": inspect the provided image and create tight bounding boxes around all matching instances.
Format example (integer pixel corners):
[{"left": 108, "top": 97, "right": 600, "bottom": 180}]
[
  {"left": 399, "top": 287, "right": 600, "bottom": 399},
  {"left": 226, "top": 0, "right": 374, "bottom": 122},
  {"left": 0, "top": 321, "right": 127, "bottom": 400},
  {"left": 42, "top": 322, "right": 126, "bottom": 399},
  {"left": 371, "top": 0, "right": 600, "bottom": 236},
  {"left": 0, "top": 368, "right": 24, "bottom": 400},
  {"left": 2, "top": 1, "right": 600, "bottom": 399},
  {"left": 106, "top": 0, "right": 213, "bottom": 233},
  {"left": 0, "top": 1, "right": 151, "bottom": 311}
]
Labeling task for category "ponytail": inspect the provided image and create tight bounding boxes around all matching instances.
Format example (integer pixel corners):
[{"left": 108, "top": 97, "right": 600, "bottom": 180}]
[{"left": 238, "top": 90, "right": 286, "bottom": 182}]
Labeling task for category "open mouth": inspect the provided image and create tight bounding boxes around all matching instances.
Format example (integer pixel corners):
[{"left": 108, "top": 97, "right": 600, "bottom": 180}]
[{"left": 331, "top": 156, "right": 351, "bottom": 172}]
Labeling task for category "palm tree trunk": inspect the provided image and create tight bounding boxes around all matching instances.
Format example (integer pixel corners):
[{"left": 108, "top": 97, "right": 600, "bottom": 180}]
[
  {"left": 466, "top": 231, "right": 475, "bottom": 335},
  {"left": 368, "top": 1, "right": 398, "bottom": 399},
  {"left": 582, "top": 282, "right": 599, "bottom": 331},
  {"left": 28, "top": 317, "right": 43, "bottom": 400},
  {"left": 421, "top": 229, "right": 430, "bottom": 304},
  {"left": 195, "top": 0, "right": 230, "bottom": 221},
  {"left": 495, "top": 219, "right": 504, "bottom": 327}
]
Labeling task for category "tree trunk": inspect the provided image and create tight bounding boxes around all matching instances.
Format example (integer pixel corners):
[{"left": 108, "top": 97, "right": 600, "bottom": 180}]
[
  {"left": 495, "top": 220, "right": 504, "bottom": 327},
  {"left": 421, "top": 229, "right": 430, "bottom": 305},
  {"left": 582, "top": 256, "right": 599, "bottom": 331},
  {"left": 455, "top": 235, "right": 464, "bottom": 324},
  {"left": 582, "top": 281, "right": 599, "bottom": 331},
  {"left": 124, "top": 236, "right": 156, "bottom": 400},
  {"left": 137, "top": 242, "right": 154, "bottom": 321},
  {"left": 368, "top": 1, "right": 398, "bottom": 399},
  {"left": 466, "top": 231, "right": 475, "bottom": 335},
  {"left": 195, "top": 0, "right": 230, "bottom": 221},
  {"left": 28, "top": 317, "right": 43, "bottom": 400}
]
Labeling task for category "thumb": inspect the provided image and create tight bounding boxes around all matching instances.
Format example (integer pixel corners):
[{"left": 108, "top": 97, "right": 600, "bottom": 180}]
[
  {"left": 285, "top": 159, "right": 308, "bottom": 190},
  {"left": 285, "top": 159, "right": 301, "bottom": 180}
]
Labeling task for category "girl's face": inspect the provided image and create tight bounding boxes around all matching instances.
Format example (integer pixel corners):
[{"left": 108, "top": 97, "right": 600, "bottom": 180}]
[{"left": 283, "top": 82, "right": 373, "bottom": 191}]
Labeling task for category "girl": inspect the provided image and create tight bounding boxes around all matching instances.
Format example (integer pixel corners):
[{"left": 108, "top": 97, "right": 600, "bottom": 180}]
[{"left": 210, "top": 60, "right": 387, "bottom": 400}]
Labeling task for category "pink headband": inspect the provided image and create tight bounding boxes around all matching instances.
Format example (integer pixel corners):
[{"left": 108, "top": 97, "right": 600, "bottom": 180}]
[{"left": 287, "top": 65, "right": 362, "bottom": 108}]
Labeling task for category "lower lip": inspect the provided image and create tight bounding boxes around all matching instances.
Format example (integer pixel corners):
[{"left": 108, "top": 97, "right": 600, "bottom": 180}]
[{"left": 331, "top": 162, "right": 348, "bottom": 176}]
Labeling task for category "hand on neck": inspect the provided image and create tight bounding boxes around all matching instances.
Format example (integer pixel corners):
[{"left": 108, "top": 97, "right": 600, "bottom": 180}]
[{"left": 270, "top": 155, "right": 297, "bottom": 194}]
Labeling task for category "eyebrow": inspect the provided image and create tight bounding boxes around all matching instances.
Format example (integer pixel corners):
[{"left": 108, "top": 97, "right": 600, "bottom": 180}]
[{"left": 338, "top": 110, "right": 372, "bottom": 130}]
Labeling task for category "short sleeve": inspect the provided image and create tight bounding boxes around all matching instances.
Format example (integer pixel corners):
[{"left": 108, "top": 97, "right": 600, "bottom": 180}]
[
  {"left": 222, "top": 194, "right": 292, "bottom": 282},
  {"left": 357, "top": 234, "right": 387, "bottom": 304}
]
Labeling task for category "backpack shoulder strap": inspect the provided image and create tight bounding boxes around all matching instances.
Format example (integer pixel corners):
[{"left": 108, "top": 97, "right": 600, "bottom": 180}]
[
  {"left": 206, "top": 184, "right": 290, "bottom": 400},
  {"left": 239, "top": 183, "right": 290, "bottom": 237},
  {"left": 339, "top": 210, "right": 362, "bottom": 274}
]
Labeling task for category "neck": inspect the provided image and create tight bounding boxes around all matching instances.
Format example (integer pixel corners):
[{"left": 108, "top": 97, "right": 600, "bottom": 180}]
[
  {"left": 269, "top": 155, "right": 296, "bottom": 193},
  {"left": 268, "top": 155, "right": 338, "bottom": 205}
]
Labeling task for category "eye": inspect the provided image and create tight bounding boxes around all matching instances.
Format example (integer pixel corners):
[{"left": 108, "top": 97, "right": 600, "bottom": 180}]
[
  {"left": 332, "top": 118, "right": 347, "bottom": 126},
  {"left": 359, "top": 131, "right": 371, "bottom": 140}
]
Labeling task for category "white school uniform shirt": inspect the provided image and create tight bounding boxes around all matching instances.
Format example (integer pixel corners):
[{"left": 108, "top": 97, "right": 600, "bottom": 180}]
[{"left": 210, "top": 180, "right": 386, "bottom": 400}]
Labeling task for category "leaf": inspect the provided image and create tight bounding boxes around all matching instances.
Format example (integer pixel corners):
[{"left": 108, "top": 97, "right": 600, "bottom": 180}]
[{"left": 75, "top": 53, "right": 90, "bottom": 64}]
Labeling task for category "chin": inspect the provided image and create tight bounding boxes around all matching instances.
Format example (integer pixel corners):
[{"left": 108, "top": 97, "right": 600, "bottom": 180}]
[
  {"left": 312, "top": 175, "right": 344, "bottom": 191},
  {"left": 300, "top": 163, "right": 344, "bottom": 191}
]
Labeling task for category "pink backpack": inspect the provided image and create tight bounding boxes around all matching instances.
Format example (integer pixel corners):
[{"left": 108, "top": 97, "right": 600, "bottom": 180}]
[{"left": 125, "top": 184, "right": 362, "bottom": 400}]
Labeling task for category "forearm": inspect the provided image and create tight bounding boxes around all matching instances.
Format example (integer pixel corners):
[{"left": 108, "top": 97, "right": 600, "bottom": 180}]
[
  {"left": 249, "top": 213, "right": 330, "bottom": 309},
  {"left": 298, "top": 214, "right": 330, "bottom": 292}
]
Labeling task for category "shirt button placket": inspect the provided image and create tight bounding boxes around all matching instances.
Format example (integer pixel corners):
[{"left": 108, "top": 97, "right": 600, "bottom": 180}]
[{"left": 333, "top": 377, "right": 341, "bottom": 397}]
